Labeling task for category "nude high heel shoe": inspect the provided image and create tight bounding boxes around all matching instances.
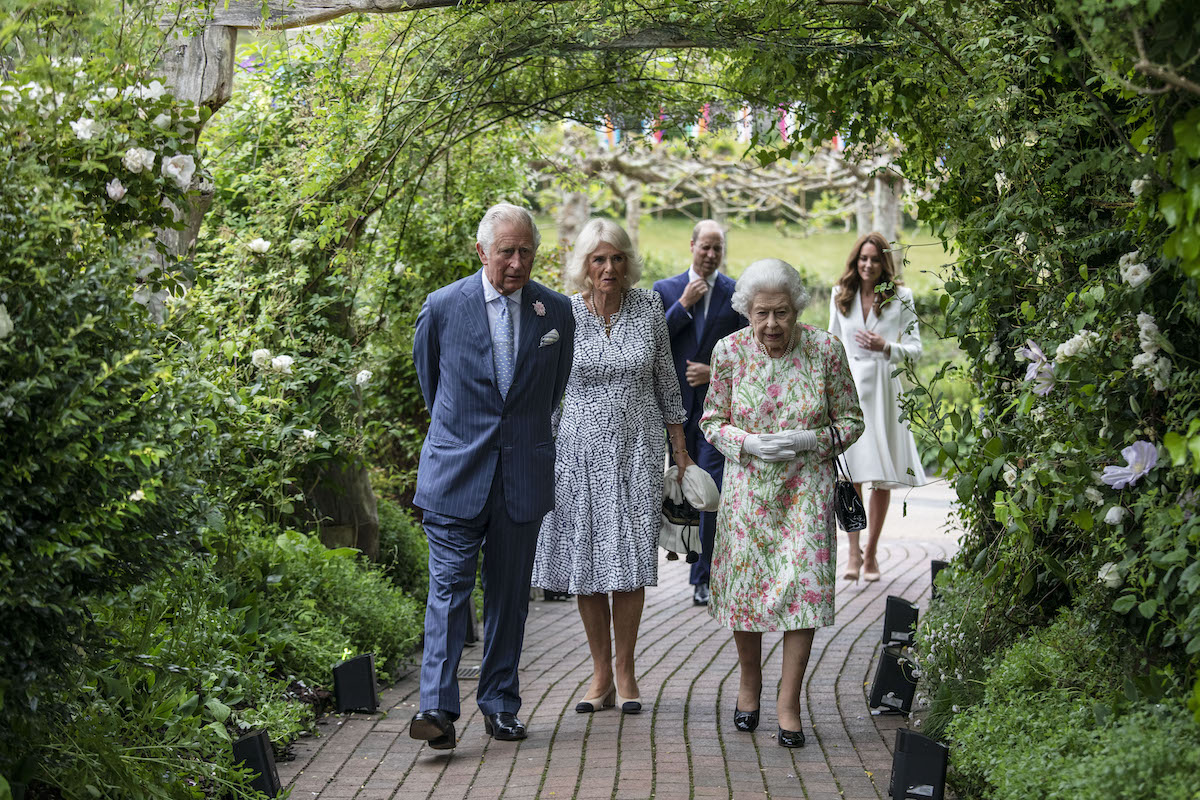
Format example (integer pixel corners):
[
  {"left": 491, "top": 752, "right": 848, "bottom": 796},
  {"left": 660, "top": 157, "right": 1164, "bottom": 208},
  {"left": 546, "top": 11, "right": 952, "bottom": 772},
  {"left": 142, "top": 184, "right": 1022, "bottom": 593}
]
[{"left": 844, "top": 549, "right": 863, "bottom": 582}]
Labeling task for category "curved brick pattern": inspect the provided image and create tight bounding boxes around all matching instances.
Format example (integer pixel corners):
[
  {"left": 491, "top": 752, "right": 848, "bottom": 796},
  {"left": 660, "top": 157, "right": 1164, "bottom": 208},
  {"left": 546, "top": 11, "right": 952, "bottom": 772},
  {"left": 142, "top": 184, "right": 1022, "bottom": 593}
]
[{"left": 278, "top": 482, "right": 958, "bottom": 800}]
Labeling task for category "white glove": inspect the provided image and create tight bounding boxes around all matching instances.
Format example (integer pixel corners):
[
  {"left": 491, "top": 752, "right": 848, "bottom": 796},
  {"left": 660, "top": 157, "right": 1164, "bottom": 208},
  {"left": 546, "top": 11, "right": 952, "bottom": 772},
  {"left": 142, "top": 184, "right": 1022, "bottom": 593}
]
[
  {"left": 742, "top": 433, "right": 796, "bottom": 462},
  {"left": 766, "top": 429, "right": 819, "bottom": 453}
]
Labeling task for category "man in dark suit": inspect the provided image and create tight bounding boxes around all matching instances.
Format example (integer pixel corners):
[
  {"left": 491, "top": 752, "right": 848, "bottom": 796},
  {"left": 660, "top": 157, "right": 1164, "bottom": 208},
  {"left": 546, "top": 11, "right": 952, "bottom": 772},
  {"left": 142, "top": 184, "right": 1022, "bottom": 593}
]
[
  {"left": 409, "top": 203, "right": 574, "bottom": 750},
  {"left": 653, "top": 220, "right": 748, "bottom": 606}
]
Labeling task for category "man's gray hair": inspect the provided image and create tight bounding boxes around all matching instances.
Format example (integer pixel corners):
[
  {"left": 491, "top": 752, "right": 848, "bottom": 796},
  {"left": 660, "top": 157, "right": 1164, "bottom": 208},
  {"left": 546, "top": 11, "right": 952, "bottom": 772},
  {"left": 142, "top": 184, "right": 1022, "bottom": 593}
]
[
  {"left": 731, "top": 258, "right": 810, "bottom": 317},
  {"left": 477, "top": 203, "right": 541, "bottom": 252},
  {"left": 563, "top": 218, "right": 644, "bottom": 293},
  {"left": 691, "top": 218, "right": 726, "bottom": 244}
]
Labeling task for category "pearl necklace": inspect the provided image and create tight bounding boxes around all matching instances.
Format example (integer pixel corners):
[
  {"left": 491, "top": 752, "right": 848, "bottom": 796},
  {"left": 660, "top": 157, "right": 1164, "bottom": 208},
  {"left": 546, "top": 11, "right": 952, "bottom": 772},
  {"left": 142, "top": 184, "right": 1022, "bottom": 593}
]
[
  {"left": 755, "top": 327, "right": 797, "bottom": 358},
  {"left": 588, "top": 291, "right": 623, "bottom": 334}
]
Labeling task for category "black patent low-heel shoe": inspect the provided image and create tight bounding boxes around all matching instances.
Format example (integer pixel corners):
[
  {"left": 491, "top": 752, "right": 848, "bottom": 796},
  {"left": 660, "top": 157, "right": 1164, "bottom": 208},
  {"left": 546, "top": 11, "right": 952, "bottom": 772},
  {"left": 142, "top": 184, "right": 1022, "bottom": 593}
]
[
  {"left": 733, "top": 706, "right": 760, "bottom": 732},
  {"left": 777, "top": 725, "right": 805, "bottom": 748}
]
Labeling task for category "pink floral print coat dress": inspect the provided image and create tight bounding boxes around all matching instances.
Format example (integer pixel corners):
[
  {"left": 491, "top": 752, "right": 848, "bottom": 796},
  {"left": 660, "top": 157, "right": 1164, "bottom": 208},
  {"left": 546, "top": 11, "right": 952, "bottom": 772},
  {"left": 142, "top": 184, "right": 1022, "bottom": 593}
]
[{"left": 700, "top": 325, "right": 864, "bottom": 632}]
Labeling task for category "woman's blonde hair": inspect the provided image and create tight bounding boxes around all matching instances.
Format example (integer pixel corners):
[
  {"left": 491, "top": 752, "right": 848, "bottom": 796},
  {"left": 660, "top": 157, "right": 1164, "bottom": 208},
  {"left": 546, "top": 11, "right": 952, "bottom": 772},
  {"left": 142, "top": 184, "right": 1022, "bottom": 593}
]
[
  {"left": 833, "top": 232, "right": 902, "bottom": 316},
  {"left": 563, "top": 218, "right": 643, "bottom": 293}
]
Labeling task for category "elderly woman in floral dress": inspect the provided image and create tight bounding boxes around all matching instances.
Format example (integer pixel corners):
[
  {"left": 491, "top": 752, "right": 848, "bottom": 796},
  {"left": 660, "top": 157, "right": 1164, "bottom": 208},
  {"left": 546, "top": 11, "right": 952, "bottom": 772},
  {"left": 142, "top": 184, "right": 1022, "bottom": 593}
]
[{"left": 700, "top": 258, "right": 863, "bottom": 747}]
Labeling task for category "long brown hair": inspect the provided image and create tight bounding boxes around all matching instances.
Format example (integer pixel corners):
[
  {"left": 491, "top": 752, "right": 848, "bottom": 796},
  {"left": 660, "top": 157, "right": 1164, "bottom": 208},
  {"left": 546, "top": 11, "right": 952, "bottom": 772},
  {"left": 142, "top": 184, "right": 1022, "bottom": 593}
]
[{"left": 834, "top": 232, "right": 902, "bottom": 316}]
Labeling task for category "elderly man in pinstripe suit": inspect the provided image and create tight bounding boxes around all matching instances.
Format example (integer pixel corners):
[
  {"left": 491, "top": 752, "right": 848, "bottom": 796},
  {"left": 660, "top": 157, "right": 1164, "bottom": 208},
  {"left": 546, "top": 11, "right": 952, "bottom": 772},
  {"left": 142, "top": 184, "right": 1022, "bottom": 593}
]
[{"left": 409, "top": 204, "right": 575, "bottom": 750}]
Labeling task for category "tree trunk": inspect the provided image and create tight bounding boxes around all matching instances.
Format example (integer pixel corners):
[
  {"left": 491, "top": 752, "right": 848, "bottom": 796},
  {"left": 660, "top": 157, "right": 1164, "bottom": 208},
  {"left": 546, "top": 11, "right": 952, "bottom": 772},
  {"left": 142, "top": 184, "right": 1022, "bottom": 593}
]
[
  {"left": 557, "top": 190, "right": 591, "bottom": 261},
  {"left": 305, "top": 460, "right": 381, "bottom": 560},
  {"left": 624, "top": 184, "right": 642, "bottom": 252},
  {"left": 872, "top": 174, "right": 902, "bottom": 243},
  {"left": 855, "top": 176, "right": 872, "bottom": 236}
]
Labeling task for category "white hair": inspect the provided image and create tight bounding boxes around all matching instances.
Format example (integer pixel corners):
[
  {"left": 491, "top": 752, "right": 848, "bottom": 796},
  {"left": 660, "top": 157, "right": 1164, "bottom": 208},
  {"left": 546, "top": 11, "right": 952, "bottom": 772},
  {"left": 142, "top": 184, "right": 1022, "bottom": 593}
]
[
  {"left": 563, "top": 218, "right": 644, "bottom": 293},
  {"left": 476, "top": 203, "right": 541, "bottom": 252},
  {"left": 731, "top": 258, "right": 810, "bottom": 317}
]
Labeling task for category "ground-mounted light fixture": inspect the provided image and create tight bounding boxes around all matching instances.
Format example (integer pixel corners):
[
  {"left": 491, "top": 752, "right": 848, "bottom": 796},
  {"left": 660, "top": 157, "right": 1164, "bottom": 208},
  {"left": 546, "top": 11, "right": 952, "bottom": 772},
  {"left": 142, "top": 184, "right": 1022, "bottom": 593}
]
[
  {"left": 869, "top": 646, "right": 918, "bottom": 714},
  {"left": 930, "top": 560, "right": 948, "bottom": 600},
  {"left": 231, "top": 729, "right": 281, "bottom": 797},
  {"left": 882, "top": 595, "right": 920, "bottom": 647},
  {"left": 888, "top": 728, "right": 949, "bottom": 799},
  {"left": 333, "top": 653, "right": 379, "bottom": 714}
]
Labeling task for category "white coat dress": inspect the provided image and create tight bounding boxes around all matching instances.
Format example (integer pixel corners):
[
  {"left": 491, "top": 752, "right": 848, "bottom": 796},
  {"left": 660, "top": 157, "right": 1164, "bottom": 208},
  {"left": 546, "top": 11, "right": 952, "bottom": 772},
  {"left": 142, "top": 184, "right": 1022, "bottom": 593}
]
[{"left": 827, "top": 286, "right": 927, "bottom": 490}]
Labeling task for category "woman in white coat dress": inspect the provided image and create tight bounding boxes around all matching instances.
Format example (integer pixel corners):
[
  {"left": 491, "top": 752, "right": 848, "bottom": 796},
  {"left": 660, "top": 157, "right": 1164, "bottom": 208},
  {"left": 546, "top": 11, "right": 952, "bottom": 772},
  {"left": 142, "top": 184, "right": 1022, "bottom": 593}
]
[{"left": 828, "top": 232, "right": 927, "bottom": 582}]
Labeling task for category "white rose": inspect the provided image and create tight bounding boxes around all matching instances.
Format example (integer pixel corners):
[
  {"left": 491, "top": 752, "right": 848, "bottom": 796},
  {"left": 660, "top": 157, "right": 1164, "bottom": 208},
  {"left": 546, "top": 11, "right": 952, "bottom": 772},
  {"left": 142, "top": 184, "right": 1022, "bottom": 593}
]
[
  {"left": 271, "top": 354, "right": 294, "bottom": 374},
  {"left": 1119, "top": 250, "right": 1141, "bottom": 268},
  {"left": 985, "top": 341, "right": 1000, "bottom": 365},
  {"left": 69, "top": 117, "right": 101, "bottom": 140},
  {"left": 1023, "top": 130, "right": 1039, "bottom": 147},
  {"left": 995, "top": 171, "right": 1010, "bottom": 194},
  {"left": 1121, "top": 262, "right": 1151, "bottom": 288},
  {"left": 1130, "top": 178, "right": 1148, "bottom": 197},
  {"left": 250, "top": 348, "right": 272, "bottom": 368},
  {"left": 152, "top": 112, "right": 172, "bottom": 129},
  {"left": 393, "top": 261, "right": 406, "bottom": 276},
  {"left": 122, "top": 146, "right": 155, "bottom": 173},
  {"left": 355, "top": 369, "right": 372, "bottom": 386},
  {"left": 106, "top": 178, "right": 126, "bottom": 201},
  {"left": 1153, "top": 356, "right": 1172, "bottom": 392},
  {"left": 247, "top": 238, "right": 271, "bottom": 254},
  {"left": 1055, "top": 330, "right": 1100, "bottom": 360},
  {"left": 289, "top": 237, "right": 312, "bottom": 255},
  {"left": 161, "top": 154, "right": 196, "bottom": 191},
  {"left": 129, "top": 489, "right": 145, "bottom": 502},
  {"left": 301, "top": 429, "right": 317, "bottom": 440},
  {"left": 1104, "top": 506, "right": 1127, "bottom": 525},
  {"left": 1132, "top": 351, "right": 1157, "bottom": 373},
  {"left": 1003, "top": 463, "right": 1018, "bottom": 487},
  {"left": 1097, "top": 562, "right": 1122, "bottom": 589},
  {"left": 139, "top": 80, "right": 167, "bottom": 100},
  {"left": 0, "top": 303, "right": 12, "bottom": 339}
]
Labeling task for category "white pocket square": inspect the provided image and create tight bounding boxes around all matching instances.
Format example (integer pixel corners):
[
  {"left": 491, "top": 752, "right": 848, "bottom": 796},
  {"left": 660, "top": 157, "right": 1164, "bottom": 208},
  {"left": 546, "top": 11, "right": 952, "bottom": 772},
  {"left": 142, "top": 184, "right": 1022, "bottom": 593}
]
[{"left": 539, "top": 329, "right": 560, "bottom": 347}]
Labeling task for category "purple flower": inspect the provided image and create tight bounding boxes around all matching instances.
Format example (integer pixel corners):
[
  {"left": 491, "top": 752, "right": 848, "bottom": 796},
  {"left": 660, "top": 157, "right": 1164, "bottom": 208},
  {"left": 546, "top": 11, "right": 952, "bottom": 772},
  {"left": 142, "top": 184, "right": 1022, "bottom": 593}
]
[
  {"left": 1016, "top": 339, "right": 1046, "bottom": 364},
  {"left": 1032, "top": 361, "right": 1055, "bottom": 396},
  {"left": 1100, "top": 440, "right": 1158, "bottom": 489}
]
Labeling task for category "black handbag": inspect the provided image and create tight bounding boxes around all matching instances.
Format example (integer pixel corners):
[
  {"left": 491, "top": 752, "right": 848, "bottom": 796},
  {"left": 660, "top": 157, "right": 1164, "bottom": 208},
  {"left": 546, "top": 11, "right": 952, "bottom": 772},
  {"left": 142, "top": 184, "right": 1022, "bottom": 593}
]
[
  {"left": 831, "top": 426, "right": 867, "bottom": 532},
  {"left": 661, "top": 495, "right": 702, "bottom": 563}
]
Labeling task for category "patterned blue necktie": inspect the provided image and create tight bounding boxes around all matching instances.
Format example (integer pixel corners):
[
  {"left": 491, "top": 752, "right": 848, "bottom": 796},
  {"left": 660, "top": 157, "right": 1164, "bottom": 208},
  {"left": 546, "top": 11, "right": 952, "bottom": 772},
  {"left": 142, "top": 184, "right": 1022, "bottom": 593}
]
[{"left": 493, "top": 296, "right": 515, "bottom": 398}]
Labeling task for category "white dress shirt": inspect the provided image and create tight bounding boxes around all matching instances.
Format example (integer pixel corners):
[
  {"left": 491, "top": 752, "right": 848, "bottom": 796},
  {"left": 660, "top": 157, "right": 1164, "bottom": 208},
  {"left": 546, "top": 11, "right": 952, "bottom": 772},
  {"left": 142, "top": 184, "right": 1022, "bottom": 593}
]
[
  {"left": 482, "top": 271, "right": 522, "bottom": 348},
  {"left": 687, "top": 267, "right": 719, "bottom": 319}
]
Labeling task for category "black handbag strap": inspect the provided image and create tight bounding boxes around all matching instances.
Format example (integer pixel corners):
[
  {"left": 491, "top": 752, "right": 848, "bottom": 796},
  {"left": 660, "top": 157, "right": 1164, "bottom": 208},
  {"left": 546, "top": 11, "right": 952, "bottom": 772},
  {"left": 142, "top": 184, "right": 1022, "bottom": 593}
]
[{"left": 830, "top": 425, "right": 854, "bottom": 483}]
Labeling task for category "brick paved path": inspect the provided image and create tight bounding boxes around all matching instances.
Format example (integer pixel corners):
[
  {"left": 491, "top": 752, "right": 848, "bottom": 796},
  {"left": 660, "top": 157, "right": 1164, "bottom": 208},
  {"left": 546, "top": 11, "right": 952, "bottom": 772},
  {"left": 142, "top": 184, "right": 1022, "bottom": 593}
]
[{"left": 280, "top": 482, "right": 958, "bottom": 800}]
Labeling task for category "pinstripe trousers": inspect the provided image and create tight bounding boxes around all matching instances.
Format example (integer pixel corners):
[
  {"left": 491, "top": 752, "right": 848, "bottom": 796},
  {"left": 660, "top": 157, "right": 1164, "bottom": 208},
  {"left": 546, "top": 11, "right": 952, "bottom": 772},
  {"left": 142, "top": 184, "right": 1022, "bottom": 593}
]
[{"left": 419, "top": 460, "right": 542, "bottom": 719}]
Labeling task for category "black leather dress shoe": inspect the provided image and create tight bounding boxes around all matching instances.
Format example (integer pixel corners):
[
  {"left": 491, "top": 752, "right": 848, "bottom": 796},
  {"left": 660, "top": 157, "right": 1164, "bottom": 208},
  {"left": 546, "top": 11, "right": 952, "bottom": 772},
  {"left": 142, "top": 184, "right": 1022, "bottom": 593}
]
[
  {"left": 484, "top": 711, "right": 527, "bottom": 741},
  {"left": 777, "top": 725, "right": 805, "bottom": 748},
  {"left": 409, "top": 709, "right": 456, "bottom": 750},
  {"left": 733, "top": 706, "right": 760, "bottom": 732},
  {"left": 692, "top": 582, "right": 710, "bottom": 606}
]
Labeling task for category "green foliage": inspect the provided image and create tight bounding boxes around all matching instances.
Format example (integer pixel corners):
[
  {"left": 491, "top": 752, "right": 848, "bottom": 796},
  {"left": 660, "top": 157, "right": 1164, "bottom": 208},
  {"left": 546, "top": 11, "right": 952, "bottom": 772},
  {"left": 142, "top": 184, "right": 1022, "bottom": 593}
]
[
  {"left": 216, "top": 525, "right": 423, "bottom": 682},
  {"left": 942, "top": 605, "right": 1200, "bottom": 800},
  {"left": 377, "top": 499, "right": 431, "bottom": 603},
  {"left": 0, "top": 29, "right": 210, "bottom": 745}
]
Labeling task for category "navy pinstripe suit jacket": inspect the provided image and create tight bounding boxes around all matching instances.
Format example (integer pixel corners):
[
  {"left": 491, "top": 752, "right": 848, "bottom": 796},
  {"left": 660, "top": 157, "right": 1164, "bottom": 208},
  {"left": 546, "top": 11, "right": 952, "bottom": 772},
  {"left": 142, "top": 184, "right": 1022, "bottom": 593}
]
[{"left": 412, "top": 271, "right": 574, "bottom": 523}]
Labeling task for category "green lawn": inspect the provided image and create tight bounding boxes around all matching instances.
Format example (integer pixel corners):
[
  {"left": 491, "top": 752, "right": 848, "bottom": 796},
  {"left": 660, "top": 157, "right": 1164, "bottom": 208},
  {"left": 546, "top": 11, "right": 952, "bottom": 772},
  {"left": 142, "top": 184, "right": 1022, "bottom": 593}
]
[{"left": 536, "top": 215, "right": 957, "bottom": 296}]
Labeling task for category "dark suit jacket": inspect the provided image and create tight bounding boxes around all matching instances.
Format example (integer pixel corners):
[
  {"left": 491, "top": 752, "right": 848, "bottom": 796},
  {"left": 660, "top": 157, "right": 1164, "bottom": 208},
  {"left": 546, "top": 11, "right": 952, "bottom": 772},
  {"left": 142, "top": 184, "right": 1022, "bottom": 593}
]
[
  {"left": 412, "top": 271, "right": 574, "bottom": 523},
  {"left": 653, "top": 270, "right": 747, "bottom": 456}
]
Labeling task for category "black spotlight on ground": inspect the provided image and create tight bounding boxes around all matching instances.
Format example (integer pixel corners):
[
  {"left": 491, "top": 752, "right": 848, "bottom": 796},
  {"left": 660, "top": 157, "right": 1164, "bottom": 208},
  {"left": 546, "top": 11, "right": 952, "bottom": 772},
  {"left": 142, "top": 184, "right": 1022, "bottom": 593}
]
[
  {"left": 882, "top": 596, "right": 920, "bottom": 647},
  {"left": 231, "top": 729, "right": 281, "bottom": 797},
  {"left": 888, "top": 728, "right": 949, "bottom": 800},
  {"left": 869, "top": 646, "right": 918, "bottom": 714},
  {"left": 333, "top": 653, "right": 379, "bottom": 714},
  {"left": 930, "top": 560, "right": 948, "bottom": 600}
]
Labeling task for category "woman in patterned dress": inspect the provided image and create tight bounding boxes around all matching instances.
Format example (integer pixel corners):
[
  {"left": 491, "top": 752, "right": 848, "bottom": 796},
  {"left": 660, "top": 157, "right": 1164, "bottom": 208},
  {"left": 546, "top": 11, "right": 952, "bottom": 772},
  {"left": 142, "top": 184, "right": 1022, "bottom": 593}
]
[
  {"left": 828, "top": 232, "right": 927, "bottom": 582},
  {"left": 699, "top": 258, "right": 863, "bottom": 747},
  {"left": 532, "top": 219, "right": 694, "bottom": 715}
]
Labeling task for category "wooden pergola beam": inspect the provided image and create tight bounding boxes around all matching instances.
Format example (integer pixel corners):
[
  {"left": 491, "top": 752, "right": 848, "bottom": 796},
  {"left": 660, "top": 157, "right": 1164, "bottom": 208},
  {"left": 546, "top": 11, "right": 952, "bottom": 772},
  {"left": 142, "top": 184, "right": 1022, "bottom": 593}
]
[{"left": 202, "top": 0, "right": 569, "bottom": 30}]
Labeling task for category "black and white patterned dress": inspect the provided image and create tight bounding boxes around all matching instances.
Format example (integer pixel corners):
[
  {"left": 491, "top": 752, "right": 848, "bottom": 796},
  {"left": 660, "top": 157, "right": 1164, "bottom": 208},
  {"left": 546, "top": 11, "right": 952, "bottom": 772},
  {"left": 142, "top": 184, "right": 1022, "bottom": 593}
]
[{"left": 532, "top": 288, "right": 686, "bottom": 595}]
